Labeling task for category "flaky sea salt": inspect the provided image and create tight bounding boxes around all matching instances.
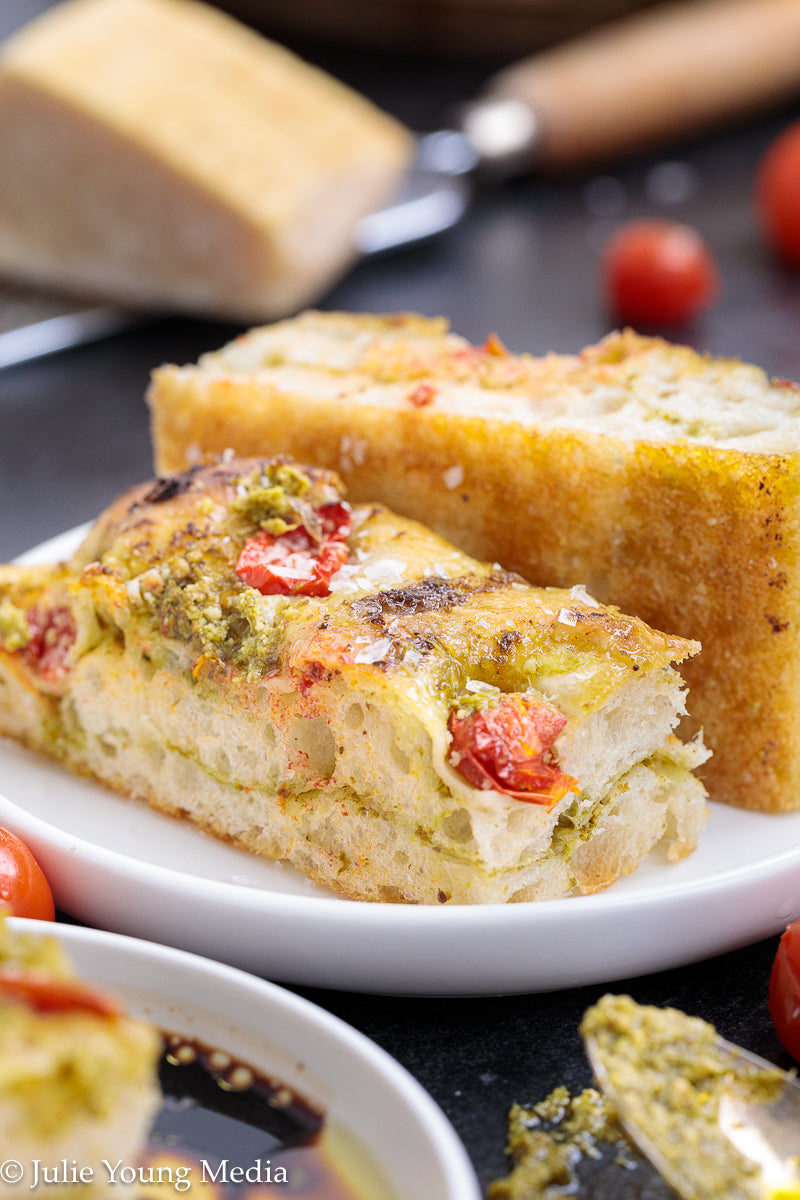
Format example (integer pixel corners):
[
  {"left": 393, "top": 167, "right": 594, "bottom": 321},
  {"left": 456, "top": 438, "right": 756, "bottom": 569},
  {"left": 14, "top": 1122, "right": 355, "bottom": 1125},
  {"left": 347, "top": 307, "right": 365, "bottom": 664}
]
[
  {"left": 354, "top": 638, "right": 393, "bottom": 664},
  {"left": 442, "top": 464, "right": 465, "bottom": 490},
  {"left": 465, "top": 680, "right": 499, "bottom": 696},
  {"left": 557, "top": 608, "right": 578, "bottom": 626}
]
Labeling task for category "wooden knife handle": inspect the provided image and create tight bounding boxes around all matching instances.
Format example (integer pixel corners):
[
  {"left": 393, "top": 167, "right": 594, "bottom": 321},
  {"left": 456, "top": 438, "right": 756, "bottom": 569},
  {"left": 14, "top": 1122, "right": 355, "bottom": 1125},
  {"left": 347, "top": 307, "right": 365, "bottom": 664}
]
[{"left": 488, "top": 0, "right": 800, "bottom": 170}]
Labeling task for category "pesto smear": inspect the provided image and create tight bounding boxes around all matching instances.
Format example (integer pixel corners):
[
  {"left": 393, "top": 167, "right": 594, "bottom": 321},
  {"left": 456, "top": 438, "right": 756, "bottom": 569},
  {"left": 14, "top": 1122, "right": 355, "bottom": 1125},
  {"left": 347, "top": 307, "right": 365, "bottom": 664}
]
[{"left": 491, "top": 996, "right": 793, "bottom": 1200}]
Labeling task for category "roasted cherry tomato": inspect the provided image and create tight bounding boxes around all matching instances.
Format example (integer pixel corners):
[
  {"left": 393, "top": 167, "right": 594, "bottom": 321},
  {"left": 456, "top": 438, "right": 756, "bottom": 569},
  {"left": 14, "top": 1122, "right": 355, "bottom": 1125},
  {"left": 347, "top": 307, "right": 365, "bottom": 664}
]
[
  {"left": 447, "top": 697, "right": 578, "bottom": 807},
  {"left": 757, "top": 121, "right": 800, "bottom": 267},
  {"left": 22, "top": 606, "right": 76, "bottom": 682},
  {"left": 0, "top": 969, "right": 122, "bottom": 1015},
  {"left": 236, "top": 502, "right": 351, "bottom": 597},
  {"left": 769, "top": 919, "right": 800, "bottom": 1061},
  {"left": 602, "top": 219, "right": 719, "bottom": 326},
  {"left": 0, "top": 827, "right": 55, "bottom": 920}
]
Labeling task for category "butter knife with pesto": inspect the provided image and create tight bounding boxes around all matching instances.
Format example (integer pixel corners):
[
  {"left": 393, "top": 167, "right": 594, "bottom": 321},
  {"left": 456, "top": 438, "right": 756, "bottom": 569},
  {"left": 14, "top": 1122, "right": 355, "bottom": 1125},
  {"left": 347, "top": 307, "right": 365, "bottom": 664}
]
[{"left": 582, "top": 995, "right": 800, "bottom": 1200}]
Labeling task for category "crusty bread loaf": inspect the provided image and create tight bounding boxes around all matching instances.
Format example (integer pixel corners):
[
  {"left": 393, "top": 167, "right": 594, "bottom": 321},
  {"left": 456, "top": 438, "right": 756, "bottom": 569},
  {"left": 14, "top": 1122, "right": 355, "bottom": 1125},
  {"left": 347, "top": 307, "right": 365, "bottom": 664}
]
[
  {"left": 148, "top": 312, "right": 800, "bottom": 813},
  {"left": 0, "top": 458, "right": 708, "bottom": 904},
  {"left": 0, "top": 0, "right": 411, "bottom": 319}
]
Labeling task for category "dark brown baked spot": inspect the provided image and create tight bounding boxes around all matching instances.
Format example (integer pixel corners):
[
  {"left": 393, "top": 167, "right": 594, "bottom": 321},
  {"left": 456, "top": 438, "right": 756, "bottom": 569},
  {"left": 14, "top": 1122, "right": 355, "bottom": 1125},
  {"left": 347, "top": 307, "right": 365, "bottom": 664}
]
[{"left": 141, "top": 464, "right": 204, "bottom": 504}]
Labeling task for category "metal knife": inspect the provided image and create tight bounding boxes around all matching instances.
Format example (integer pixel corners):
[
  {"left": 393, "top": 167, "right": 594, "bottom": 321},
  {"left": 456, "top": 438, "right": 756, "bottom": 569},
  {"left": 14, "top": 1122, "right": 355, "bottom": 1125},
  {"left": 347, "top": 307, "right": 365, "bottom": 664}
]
[{"left": 4, "top": 0, "right": 800, "bottom": 369}]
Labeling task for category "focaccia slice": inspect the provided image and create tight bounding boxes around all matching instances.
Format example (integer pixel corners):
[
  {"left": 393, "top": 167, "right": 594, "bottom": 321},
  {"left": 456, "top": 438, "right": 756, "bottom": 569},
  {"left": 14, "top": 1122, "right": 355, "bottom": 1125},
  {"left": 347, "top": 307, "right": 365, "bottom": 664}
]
[
  {"left": 0, "top": 459, "right": 708, "bottom": 905},
  {"left": 148, "top": 312, "right": 800, "bottom": 813},
  {"left": 0, "top": 915, "right": 160, "bottom": 1195}
]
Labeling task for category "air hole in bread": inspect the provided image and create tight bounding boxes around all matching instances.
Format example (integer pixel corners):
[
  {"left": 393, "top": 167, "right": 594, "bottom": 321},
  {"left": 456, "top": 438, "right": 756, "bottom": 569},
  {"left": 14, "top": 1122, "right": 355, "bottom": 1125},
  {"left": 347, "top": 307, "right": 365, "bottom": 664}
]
[
  {"left": 138, "top": 651, "right": 157, "bottom": 682},
  {"left": 389, "top": 740, "right": 410, "bottom": 774},
  {"left": 98, "top": 736, "right": 118, "bottom": 758},
  {"left": 379, "top": 884, "right": 407, "bottom": 903},
  {"left": 441, "top": 808, "right": 473, "bottom": 844},
  {"left": 507, "top": 807, "right": 533, "bottom": 835},
  {"left": 344, "top": 702, "right": 364, "bottom": 730},
  {"left": 289, "top": 716, "right": 336, "bottom": 780}
]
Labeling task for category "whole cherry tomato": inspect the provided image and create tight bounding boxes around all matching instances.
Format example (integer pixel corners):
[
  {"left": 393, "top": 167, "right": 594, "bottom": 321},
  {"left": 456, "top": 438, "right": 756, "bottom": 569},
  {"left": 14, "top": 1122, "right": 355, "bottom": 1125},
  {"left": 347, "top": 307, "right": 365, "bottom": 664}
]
[
  {"left": 769, "top": 919, "right": 800, "bottom": 1061},
  {"left": 0, "top": 827, "right": 55, "bottom": 920},
  {"left": 602, "top": 219, "right": 719, "bottom": 327},
  {"left": 757, "top": 121, "right": 800, "bottom": 267}
]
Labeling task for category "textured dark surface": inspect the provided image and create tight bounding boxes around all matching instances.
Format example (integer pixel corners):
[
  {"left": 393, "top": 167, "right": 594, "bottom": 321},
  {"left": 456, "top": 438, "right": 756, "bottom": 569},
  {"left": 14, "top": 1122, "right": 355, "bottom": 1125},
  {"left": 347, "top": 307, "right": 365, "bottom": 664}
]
[
  {"left": 296, "top": 934, "right": 792, "bottom": 1194},
  {"left": 2, "top": 3, "right": 800, "bottom": 1195}
]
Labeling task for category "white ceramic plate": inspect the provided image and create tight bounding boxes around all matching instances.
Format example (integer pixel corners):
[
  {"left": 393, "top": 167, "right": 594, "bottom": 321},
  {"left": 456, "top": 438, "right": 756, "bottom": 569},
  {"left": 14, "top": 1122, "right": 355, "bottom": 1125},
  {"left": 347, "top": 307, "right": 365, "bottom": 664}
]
[
  {"left": 7, "top": 917, "right": 480, "bottom": 1200},
  {"left": 3, "top": 526, "right": 800, "bottom": 996}
]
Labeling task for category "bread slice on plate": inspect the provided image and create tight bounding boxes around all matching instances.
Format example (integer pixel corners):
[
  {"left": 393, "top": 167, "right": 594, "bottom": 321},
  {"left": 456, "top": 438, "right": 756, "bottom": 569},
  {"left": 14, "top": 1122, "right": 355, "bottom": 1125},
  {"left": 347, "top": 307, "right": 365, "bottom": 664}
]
[
  {"left": 148, "top": 312, "right": 800, "bottom": 813},
  {"left": 0, "top": 914, "right": 160, "bottom": 1196},
  {"left": 0, "top": 459, "right": 708, "bottom": 904},
  {"left": 0, "top": 0, "right": 411, "bottom": 319}
]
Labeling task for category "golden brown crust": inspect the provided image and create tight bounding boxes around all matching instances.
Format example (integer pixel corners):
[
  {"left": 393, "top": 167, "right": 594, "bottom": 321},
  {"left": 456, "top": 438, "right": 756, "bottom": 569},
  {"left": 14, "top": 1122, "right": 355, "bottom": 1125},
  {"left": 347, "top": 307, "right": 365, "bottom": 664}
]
[{"left": 149, "top": 318, "right": 800, "bottom": 812}]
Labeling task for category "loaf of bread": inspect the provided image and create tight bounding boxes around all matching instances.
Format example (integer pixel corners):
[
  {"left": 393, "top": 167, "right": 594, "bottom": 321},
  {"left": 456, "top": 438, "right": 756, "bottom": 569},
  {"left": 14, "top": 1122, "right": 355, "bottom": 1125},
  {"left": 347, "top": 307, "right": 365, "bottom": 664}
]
[
  {"left": 0, "top": 0, "right": 411, "bottom": 318},
  {"left": 148, "top": 311, "right": 800, "bottom": 813},
  {"left": 0, "top": 916, "right": 161, "bottom": 1196},
  {"left": 0, "top": 458, "right": 708, "bottom": 904}
]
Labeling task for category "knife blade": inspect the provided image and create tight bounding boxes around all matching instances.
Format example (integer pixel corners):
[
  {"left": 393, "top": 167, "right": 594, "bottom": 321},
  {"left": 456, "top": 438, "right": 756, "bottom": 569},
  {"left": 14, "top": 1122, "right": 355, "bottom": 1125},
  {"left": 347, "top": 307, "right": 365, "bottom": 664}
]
[{"left": 4, "top": 0, "right": 800, "bottom": 369}]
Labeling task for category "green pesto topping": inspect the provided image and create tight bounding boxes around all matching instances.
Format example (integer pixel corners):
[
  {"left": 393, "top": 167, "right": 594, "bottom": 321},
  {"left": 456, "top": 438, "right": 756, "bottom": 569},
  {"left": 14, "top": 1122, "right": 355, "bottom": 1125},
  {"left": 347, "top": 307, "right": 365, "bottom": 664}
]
[
  {"left": 549, "top": 792, "right": 597, "bottom": 860},
  {"left": 449, "top": 687, "right": 498, "bottom": 717},
  {"left": 229, "top": 463, "right": 312, "bottom": 536},
  {"left": 150, "top": 570, "right": 282, "bottom": 677},
  {"left": 226, "top": 589, "right": 286, "bottom": 677},
  {"left": 0, "top": 599, "right": 30, "bottom": 652}
]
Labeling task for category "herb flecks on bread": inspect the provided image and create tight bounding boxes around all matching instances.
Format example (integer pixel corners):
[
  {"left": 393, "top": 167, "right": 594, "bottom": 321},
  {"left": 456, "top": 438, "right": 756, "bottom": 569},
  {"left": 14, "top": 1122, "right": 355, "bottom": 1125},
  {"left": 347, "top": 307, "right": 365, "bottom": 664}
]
[{"left": 0, "top": 459, "right": 709, "bottom": 905}]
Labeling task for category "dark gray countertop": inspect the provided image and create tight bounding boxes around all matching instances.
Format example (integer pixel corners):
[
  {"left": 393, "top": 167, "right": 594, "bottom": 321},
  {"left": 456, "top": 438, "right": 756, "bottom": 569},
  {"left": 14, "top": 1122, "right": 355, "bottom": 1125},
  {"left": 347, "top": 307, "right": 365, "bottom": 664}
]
[{"left": 2, "top": 4, "right": 800, "bottom": 1195}]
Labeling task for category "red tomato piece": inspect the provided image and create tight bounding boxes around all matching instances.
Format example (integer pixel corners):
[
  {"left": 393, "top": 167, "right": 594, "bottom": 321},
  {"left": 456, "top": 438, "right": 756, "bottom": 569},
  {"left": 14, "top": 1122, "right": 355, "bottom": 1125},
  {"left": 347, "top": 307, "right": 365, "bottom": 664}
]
[
  {"left": 769, "top": 920, "right": 800, "bottom": 1061},
  {"left": 0, "top": 969, "right": 123, "bottom": 1016},
  {"left": 317, "top": 502, "right": 353, "bottom": 541},
  {"left": 0, "top": 827, "right": 55, "bottom": 920},
  {"left": 603, "top": 219, "right": 719, "bottom": 326},
  {"left": 757, "top": 121, "right": 800, "bottom": 267},
  {"left": 22, "top": 606, "right": 76, "bottom": 682},
  {"left": 236, "top": 503, "right": 351, "bottom": 597},
  {"left": 447, "top": 697, "right": 579, "bottom": 807}
]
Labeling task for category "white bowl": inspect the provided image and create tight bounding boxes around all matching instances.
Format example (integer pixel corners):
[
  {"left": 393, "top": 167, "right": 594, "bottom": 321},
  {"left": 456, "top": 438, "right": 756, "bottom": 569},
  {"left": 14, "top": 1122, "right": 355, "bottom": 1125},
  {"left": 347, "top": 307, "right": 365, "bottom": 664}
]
[{"left": 8, "top": 919, "right": 480, "bottom": 1200}]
